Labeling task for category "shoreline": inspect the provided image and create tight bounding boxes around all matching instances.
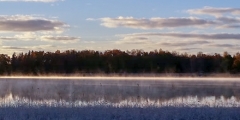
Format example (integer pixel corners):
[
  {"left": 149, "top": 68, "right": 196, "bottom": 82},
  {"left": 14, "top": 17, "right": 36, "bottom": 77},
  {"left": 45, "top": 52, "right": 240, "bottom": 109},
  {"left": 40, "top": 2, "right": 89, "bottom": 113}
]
[
  {"left": 1, "top": 73, "right": 240, "bottom": 77},
  {"left": 0, "top": 73, "right": 240, "bottom": 81}
]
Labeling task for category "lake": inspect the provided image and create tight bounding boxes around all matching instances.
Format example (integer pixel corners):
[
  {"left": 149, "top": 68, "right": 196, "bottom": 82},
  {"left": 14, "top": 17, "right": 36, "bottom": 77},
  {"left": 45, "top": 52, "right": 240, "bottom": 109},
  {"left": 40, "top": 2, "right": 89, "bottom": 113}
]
[{"left": 0, "top": 77, "right": 240, "bottom": 119}]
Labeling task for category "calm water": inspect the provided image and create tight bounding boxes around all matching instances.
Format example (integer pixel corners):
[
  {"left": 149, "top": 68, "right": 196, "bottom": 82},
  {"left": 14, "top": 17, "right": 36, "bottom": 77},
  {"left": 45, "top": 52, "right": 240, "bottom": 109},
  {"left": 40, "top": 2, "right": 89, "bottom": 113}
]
[
  {"left": 0, "top": 77, "right": 240, "bottom": 119},
  {"left": 0, "top": 77, "right": 239, "bottom": 107}
]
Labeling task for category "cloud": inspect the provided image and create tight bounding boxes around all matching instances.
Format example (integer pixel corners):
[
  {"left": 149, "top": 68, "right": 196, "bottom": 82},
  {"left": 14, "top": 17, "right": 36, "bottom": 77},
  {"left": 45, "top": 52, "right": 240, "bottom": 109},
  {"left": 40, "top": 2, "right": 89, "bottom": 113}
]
[
  {"left": 95, "top": 14, "right": 240, "bottom": 30},
  {"left": 41, "top": 36, "right": 80, "bottom": 41},
  {"left": 0, "top": 37, "right": 17, "bottom": 41},
  {"left": 86, "top": 18, "right": 96, "bottom": 21},
  {"left": 0, "top": 32, "right": 38, "bottom": 41},
  {"left": 177, "top": 48, "right": 201, "bottom": 51},
  {"left": 208, "top": 44, "right": 238, "bottom": 48},
  {"left": 0, "top": 15, "right": 67, "bottom": 32},
  {"left": 217, "top": 17, "right": 240, "bottom": 23},
  {"left": 41, "top": 36, "right": 80, "bottom": 43},
  {"left": 82, "top": 41, "right": 96, "bottom": 44},
  {"left": 99, "top": 16, "right": 216, "bottom": 29},
  {"left": 126, "top": 32, "right": 240, "bottom": 40},
  {"left": 220, "top": 24, "right": 240, "bottom": 29},
  {"left": 30, "top": 44, "right": 57, "bottom": 50},
  {"left": 213, "top": 17, "right": 240, "bottom": 29},
  {"left": 159, "top": 41, "right": 210, "bottom": 46},
  {"left": 14, "top": 32, "right": 37, "bottom": 40},
  {"left": 116, "top": 36, "right": 151, "bottom": 44},
  {"left": 2, "top": 46, "right": 26, "bottom": 50},
  {"left": 187, "top": 6, "right": 240, "bottom": 16},
  {"left": 0, "top": 33, "right": 80, "bottom": 43},
  {"left": 2, "top": 44, "right": 56, "bottom": 51},
  {"left": 0, "top": 0, "right": 62, "bottom": 2},
  {"left": 0, "top": 45, "right": 58, "bottom": 55},
  {"left": 116, "top": 32, "right": 240, "bottom": 51}
]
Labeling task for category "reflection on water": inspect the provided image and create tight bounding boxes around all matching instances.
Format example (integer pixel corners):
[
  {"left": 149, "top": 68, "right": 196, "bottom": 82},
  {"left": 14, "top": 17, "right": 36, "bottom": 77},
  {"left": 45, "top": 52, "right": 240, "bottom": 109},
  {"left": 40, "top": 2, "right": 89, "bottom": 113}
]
[
  {"left": 1, "top": 93, "right": 240, "bottom": 108},
  {"left": 0, "top": 77, "right": 240, "bottom": 107}
]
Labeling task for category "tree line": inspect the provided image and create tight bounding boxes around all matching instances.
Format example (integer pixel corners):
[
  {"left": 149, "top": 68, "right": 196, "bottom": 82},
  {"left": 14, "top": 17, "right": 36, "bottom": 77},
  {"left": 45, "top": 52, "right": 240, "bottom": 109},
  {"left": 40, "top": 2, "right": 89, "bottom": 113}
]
[{"left": 0, "top": 49, "right": 240, "bottom": 75}]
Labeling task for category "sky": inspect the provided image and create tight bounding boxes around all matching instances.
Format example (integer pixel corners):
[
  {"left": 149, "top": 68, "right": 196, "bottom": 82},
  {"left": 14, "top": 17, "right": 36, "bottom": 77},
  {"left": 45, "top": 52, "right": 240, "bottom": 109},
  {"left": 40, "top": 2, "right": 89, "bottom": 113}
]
[{"left": 1, "top": 0, "right": 240, "bottom": 55}]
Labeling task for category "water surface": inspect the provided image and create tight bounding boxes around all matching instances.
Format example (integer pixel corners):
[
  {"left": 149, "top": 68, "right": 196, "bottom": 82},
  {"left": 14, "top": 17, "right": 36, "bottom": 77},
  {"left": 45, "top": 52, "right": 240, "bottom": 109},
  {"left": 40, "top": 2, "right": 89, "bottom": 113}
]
[
  {"left": 1, "top": 77, "right": 240, "bottom": 119},
  {"left": 0, "top": 77, "right": 239, "bottom": 107}
]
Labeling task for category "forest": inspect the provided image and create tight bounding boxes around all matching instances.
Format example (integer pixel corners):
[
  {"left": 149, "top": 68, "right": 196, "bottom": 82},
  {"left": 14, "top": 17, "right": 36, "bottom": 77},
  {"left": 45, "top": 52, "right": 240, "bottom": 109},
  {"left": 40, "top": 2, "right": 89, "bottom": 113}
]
[{"left": 0, "top": 49, "right": 239, "bottom": 75}]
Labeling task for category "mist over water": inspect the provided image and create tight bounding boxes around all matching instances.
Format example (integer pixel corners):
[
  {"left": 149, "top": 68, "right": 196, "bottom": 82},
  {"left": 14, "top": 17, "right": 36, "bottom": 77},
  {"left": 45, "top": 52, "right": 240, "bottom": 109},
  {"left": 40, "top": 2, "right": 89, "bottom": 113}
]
[
  {"left": 0, "top": 77, "right": 240, "bottom": 119},
  {"left": 0, "top": 77, "right": 240, "bottom": 106}
]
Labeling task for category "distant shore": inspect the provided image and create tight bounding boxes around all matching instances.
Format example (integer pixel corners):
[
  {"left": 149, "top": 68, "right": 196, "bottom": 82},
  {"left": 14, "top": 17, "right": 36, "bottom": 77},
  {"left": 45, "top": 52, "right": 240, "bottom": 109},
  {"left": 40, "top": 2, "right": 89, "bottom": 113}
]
[{"left": 2, "top": 73, "right": 240, "bottom": 78}]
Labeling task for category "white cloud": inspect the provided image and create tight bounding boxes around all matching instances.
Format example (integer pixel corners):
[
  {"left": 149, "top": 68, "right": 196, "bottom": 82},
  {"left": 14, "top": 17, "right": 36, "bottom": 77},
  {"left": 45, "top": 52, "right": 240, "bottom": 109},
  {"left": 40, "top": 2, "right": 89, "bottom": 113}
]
[
  {"left": 30, "top": 44, "right": 57, "bottom": 50},
  {"left": 0, "top": 44, "right": 57, "bottom": 55},
  {"left": 187, "top": 6, "right": 240, "bottom": 16},
  {"left": 0, "top": 15, "right": 78, "bottom": 43},
  {"left": 177, "top": 48, "right": 201, "bottom": 51},
  {"left": 41, "top": 36, "right": 79, "bottom": 41},
  {"left": 86, "top": 18, "right": 96, "bottom": 21},
  {"left": 2, "top": 46, "right": 26, "bottom": 50},
  {"left": 0, "top": 32, "right": 37, "bottom": 41},
  {"left": 114, "top": 32, "right": 240, "bottom": 54},
  {"left": 14, "top": 32, "right": 37, "bottom": 40},
  {"left": 93, "top": 8, "right": 240, "bottom": 30},
  {"left": 97, "top": 16, "right": 240, "bottom": 30},
  {"left": 0, "top": 33, "right": 80, "bottom": 44},
  {"left": 99, "top": 16, "right": 216, "bottom": 29},
  {"left": 2, "top": 44, "right": 56, "bottom": 50},
  {"left": 124, "top": 32, "right": 240, "bottom": 40},
  {"left": 41, "top": 36, "right": 80, "bottom": 43},
  {"left": 116, "top": 36, "right": 151, "bottom": 44},
  {"left": 82, "top": 41, "right": 96, "bottom": 44},
  {"left": 159, "top": 41, "right": 211, "bottom": 46},
  {"left": 0, "top": 15, "right": 67, "bottom": 32},
  {"left": 0, "top": 37, "right": 18, "bottom": 41},
  {"left": 208, "top": 43, "right": 240, "bottom": 48}
]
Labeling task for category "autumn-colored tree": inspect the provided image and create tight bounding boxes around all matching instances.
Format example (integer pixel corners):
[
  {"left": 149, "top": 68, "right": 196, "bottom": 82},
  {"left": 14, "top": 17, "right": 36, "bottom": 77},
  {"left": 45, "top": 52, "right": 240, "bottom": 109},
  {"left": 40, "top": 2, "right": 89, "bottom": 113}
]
[{"left": 0, "top": 49, "right": 240, "bottom": 75}]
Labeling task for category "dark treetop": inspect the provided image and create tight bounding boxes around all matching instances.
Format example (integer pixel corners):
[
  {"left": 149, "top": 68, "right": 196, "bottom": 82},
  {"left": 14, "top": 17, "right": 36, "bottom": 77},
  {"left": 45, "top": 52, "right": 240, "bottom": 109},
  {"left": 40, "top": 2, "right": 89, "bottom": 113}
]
[{"left": 0, "top": 49, "right": 238, "bottom": 75}]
